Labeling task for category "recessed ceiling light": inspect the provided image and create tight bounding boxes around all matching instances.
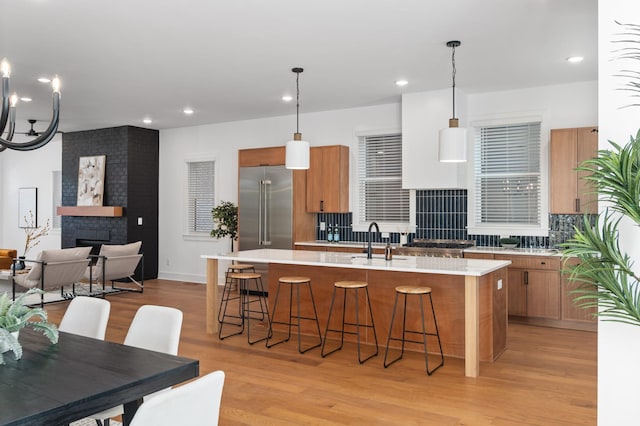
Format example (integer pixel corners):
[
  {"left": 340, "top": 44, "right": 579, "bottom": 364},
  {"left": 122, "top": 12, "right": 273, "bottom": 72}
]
[
  {"left": 37, "top": 77, "right": 51, "bottom": 83},
  {"left": 395, "top": 80, "right": 409, "bottom": 87},
  {"left": 143, "top": 118, "right": 152, "bottom": 124},
  {"left": 282, "top": 95, "right": 293, "bottom": 102},
  {"left": 183, "top": 108, "right": 194, "bottom": 115},
  {"left": 567, "top": 56, "right": 584, "bottom": 63},
  {"left": 20, "top": 97, "right": 32, "bottom": 102}
]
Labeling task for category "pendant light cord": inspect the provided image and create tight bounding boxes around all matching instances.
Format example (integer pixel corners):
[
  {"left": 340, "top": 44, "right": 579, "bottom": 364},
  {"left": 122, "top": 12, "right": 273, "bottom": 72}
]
[
  {"left": 451, "top": 43, "right": 457, "bottom": 119},
  {"left": 296, "top": 71, "right": 300, "bottom": 134}
]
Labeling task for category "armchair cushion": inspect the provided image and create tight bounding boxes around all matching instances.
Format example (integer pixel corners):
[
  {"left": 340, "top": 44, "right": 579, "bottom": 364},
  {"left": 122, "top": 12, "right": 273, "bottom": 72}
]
[
  {"left": 25, "top": 246, "right": 92, "bottom": 281},
  {"left": 0, "top": 249, "right": 18, "bottom": 270},
  {"left": 99, "top": 241, "right": 142, "bottom": 258},
  {"left": 85, "top": 241, "right": 142, "bottom": 282}
]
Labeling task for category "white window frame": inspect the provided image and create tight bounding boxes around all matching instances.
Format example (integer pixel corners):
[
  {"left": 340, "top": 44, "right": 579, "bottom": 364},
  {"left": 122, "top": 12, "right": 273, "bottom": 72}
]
[
  {"left": 52, "top": 170, "right": 62, "bottom": 231},
  {"left": 183, "top": 155, "right": 217, "bottom": 240},
  {"left": 467, "top": 114, "right": 549, "bottom": 236},
  {"left": 352, "top": 130, "right": 416, "bottom": 234}
]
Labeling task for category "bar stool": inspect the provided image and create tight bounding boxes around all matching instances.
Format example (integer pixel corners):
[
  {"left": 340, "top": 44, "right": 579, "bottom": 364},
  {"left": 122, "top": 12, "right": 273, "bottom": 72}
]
[
  {"left": 266, "top": 276, "right": 322, "bottom": 353},
  {"left": 321, "top": 280, "right": 378, "bottom": 364},
  {"left": 225, "top": 263, "right": 255, "bottom": 291},
  {"left": 383, "top": 285, "right": 444, "bottom": 375},
  {"left": 218, "top": 271, "right": 270, "bottom": 344}
]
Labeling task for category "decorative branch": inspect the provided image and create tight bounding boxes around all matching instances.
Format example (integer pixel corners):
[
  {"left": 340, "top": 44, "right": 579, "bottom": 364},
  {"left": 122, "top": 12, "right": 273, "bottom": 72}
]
[{"left": 22, "top": 210, "right": 50, "bottom": 257}]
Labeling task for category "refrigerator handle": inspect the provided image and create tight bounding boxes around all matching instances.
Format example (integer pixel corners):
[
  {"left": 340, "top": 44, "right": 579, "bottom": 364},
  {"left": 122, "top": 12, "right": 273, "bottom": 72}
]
[{"left": 261, "top": 179, "right": 272, "bottom": 246}]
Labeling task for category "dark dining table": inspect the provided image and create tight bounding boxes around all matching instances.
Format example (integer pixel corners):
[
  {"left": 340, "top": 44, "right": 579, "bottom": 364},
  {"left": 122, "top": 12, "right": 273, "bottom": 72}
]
[{"left": 0, "top": 329, "right": 199, "bottom": 426}]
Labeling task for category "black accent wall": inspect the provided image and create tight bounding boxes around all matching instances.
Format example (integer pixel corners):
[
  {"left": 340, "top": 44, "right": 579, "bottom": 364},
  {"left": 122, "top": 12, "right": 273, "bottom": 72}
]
[{"left": 61, "top": 126, "right": 159, "bottom": 279}]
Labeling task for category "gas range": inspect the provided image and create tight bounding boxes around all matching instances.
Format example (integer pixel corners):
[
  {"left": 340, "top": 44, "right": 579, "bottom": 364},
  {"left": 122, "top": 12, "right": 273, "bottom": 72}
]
[{"left": 395, "top": 238, "right": 476, "bottom": 258}]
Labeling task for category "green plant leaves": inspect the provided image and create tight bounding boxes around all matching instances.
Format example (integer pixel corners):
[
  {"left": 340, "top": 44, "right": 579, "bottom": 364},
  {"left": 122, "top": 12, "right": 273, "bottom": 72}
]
[{"left": 563, "top": 130, "right": 640, "bottom": 326}]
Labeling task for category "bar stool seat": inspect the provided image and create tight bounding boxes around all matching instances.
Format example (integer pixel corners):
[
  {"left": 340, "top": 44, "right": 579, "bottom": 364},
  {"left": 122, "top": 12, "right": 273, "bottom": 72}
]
[
  {"left": 383, "top": 285, "right": 444, "bottom": 375},
  {"left": 321, "top": 280, "right": 378, "bottom": 364},
  {"left": 218, "top": 270, "right": 270, "bottom": 345},
  {"left": 266, "top": 276, "right": 322, "bottom": 353}
]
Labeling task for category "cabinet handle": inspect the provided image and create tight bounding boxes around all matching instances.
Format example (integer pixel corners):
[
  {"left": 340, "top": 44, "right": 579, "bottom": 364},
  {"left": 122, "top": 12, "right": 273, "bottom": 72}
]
[
  {"left": 320, "top": 200, "right": 324, "bottom": 212},
  {"left": 575, "top": 198, "right": 580, "bottom": 212},
  {"left": 524, "top": 271, "right": 529, "bottom": 285},
  {"left": 541, "top": 261, "right": 546, "bottom": 265}
]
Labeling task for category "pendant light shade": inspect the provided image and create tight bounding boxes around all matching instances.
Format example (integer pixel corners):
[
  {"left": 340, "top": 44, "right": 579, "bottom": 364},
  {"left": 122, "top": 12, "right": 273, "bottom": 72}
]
[
  {"left": 439, "top": 41, "right": 467, "bottom": 163},
  {"left": 285, "top": 67, "right": 310, "bottom": 169},
  {"left": 285, "top": 133, "right": 310, "bottom": 169}
]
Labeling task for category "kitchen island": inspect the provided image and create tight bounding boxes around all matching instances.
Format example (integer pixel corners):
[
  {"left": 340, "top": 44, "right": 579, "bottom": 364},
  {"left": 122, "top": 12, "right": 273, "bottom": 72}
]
[{"left": 202, "top": 249, "right": 510, "bottom": 377}]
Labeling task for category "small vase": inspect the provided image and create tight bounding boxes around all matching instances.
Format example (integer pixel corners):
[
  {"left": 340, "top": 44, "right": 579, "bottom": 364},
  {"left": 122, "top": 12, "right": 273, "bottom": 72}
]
[
  {"left": 0, "top": 331, "right": 19, "bottom": 354},
  {"left": 12, "top": 256, "right": 26, "bottom": 271}
]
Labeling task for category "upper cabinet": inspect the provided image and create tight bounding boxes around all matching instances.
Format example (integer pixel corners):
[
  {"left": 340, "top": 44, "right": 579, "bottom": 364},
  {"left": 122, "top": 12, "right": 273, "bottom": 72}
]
[
  {"left": 306, "top": 145, "right": 349, "bottom": 213},
  {"left": 401, "top": 90, "right": 467, "bottom": 189},
  {"left": 549, "top": 127, "right": 598, "bottom": 214}
]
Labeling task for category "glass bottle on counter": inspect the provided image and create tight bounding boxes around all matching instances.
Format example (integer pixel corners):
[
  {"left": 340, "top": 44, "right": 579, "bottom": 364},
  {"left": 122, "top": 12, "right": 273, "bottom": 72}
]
[
  {"left": 385, "top": 240, "right": 393, "bottom": 261},
  {"left": 327, "top": 224, "right": 334, "bottom": 242},
  {"left": 334, "top": 225, "right": 340, "bottom": 243}
]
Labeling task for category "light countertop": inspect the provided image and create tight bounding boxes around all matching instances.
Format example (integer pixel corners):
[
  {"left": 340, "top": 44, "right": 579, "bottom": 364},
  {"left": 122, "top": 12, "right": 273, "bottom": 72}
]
[
  {"left": 202, "top": 248, "right": 510, "bottom": 277},
  {"left": 464, "top": 246, "right": 563, "bottom": 257},
  {"left": 295, "top": 241, "right": 396, "bottom": 249}
]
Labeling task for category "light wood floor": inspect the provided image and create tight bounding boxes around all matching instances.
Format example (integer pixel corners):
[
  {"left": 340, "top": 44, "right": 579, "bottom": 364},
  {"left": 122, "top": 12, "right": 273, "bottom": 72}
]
[{"left": 43, "top": 279, "right": 597, "bottom": 425}]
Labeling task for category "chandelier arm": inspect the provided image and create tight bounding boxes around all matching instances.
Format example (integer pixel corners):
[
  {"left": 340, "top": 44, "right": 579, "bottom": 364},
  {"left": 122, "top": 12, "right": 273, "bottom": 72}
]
[
  {"left": 0, "top": 92, "right": 59, "bottom": 151},
  {"left": 0, "top": 77, "right": 9, "bottom": 136}
]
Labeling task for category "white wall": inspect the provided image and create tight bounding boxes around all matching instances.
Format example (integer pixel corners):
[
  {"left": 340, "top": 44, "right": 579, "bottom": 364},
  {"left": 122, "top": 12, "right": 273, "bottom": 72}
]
[
  {"left": 0, "top": 135, "right": 62, "bottom": 256},
  {"left": 598, "top": 1, "right": 640, "bottom": 423},
  {"left": 158, "top": 103, "right": 401, "bottom": 283}
]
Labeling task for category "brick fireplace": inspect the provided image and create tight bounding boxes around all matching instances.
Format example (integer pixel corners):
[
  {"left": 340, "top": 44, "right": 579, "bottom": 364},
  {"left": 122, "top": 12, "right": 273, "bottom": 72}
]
[{"left": 60, "top": 126, "right": 159, "bottom": 279}]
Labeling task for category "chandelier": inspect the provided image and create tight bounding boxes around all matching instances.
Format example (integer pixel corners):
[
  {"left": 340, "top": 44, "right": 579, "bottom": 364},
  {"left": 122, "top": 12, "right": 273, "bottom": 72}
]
[
  {"left": 0, "top": 58, "right": 61, "bottom": 152},
  {"left": 285, "top": 67, "right": 310, "bottom": 170},
  {"left": 438, "top": 41, "right": 467, "bottom": 163}
]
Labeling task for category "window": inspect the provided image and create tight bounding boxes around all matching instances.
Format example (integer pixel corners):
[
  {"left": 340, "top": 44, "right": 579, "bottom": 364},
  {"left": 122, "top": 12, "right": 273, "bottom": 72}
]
[
  {"left": 357, "top": 133, "right": 411, "bottom": 227},
  {"left": 186, "top": 160, "right": 215, "bottom": 234},
  {"left": 469, "top": 121, "right": 544, "bottom": 234},
  {"left": 52, "top": 170, "right": 62, "bottom": 230}
]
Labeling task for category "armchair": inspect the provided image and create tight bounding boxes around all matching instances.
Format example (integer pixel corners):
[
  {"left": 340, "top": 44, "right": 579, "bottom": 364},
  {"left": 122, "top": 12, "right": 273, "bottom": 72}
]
[
  {"left": 84, "top": 241, "right": 144, "bottom": 295},
  {"left": 12, "top": 246, "right": 92, "bottom": 307}
]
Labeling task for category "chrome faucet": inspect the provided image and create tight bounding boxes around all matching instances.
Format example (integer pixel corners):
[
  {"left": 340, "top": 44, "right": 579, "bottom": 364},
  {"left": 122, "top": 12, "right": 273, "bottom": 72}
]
[{"left": 367, "top": 222, "right": 380, "bottom": 259}]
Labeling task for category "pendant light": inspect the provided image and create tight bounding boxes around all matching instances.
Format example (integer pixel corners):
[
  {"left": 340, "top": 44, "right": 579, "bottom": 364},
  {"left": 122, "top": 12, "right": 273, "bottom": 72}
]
[
  {"left": 439, "top": 41, "right": 467, "bottom": 163},
  {"left": 285, "top": 67, "right": 310, "bottom": 169}
]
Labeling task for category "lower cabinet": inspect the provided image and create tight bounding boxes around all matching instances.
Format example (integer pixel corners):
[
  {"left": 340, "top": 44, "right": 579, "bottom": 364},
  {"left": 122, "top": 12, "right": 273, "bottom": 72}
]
[
  {"left": 561, "top": 258, "right": 597, "bottom": 323},
  {"left": 465, "top": 252, "right": 595, "bottom": 330}
]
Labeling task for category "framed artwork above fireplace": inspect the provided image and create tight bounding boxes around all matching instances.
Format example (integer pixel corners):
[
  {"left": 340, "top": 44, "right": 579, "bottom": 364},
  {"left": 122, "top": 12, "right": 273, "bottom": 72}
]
[{"left": 77, "top": 155, "right": 106, "bottom": 206}]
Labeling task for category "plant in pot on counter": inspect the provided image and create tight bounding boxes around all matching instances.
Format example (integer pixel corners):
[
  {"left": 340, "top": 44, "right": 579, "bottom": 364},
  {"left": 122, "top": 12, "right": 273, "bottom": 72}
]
[
  {"left": 210, "top": 201, "right": 238, "bottom": 252},
  {"left": 0, "top": 289, "right": 59, "bottom": 364}
]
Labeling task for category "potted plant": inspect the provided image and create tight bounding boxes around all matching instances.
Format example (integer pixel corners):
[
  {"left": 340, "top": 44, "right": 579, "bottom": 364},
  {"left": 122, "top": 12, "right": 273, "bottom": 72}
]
[
  {"left": 562, "top": 130, "right": 640, "bottom": 325},
  {"left": 13, "top": 210, "right": 50, "bottom": 271},
  {"left": 562, "top": 21, "right": 640, "bottom": 326},
  {"left": 210, "top": 201, "right": 238, "bottom": 252},
  {"left": 0, "top": 289, "right": 59, "bottom": 364}
]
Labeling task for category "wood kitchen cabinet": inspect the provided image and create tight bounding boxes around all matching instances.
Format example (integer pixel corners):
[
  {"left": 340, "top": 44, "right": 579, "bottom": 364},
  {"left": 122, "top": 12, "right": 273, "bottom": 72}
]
[
  {"left": 494, "top": 254, "right": 561, "bottom": 320},
  {"left": 561, "top": 258, "right": 597, "bottom": 324},
  {"left": 549, "top": 126, "right": 598, "bottom": 214},
  {"left": 306, "top": 145, "right": 349, "bottom": 213}
]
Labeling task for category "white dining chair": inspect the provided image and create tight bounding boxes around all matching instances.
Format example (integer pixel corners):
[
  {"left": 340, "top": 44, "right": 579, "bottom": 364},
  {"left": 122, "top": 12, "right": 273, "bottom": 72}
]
[
  {"left": 91, "top": 305, "right": 183, "bottom": 426},
  {"left": 58, "top": 296, "right": 111, "bottom": 340},
  {"left": 129, "top": 371, "right": 225, "bottom": 426}
]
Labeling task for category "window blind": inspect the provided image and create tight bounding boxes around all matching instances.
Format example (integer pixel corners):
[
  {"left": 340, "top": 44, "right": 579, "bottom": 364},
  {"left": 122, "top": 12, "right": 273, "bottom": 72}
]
[
  {"left": 474, "top": 122, "right": 541, "bottom": 225},
  {"left": 187, "top": 160, "right": 215, "bottom": 233},
  {"left": 358, "top": 133, "right": 410, "bottom": 223}
]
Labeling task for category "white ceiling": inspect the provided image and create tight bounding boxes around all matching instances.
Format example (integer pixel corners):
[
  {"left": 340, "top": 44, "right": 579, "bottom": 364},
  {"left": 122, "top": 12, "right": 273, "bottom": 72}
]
[{"left": 0, "top": 0, "right": 597, "bottom": 134}]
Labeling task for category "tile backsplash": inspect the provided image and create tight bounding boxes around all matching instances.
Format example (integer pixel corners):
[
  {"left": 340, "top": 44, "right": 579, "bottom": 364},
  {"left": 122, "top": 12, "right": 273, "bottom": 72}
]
[{"left": 315, "top": 189, "right": 595, "bottom": 248}]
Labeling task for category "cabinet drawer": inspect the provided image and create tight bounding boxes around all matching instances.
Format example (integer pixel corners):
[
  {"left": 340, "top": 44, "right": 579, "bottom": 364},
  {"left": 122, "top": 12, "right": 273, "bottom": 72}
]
[{"left": 495, "top": 255, "right": 560, "bottom": 270}]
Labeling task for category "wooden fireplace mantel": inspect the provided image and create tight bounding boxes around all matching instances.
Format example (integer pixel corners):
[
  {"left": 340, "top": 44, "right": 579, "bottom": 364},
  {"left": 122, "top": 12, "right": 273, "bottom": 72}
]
[{"left": 56, "top": 206, "right": 124, "bottom": 217}]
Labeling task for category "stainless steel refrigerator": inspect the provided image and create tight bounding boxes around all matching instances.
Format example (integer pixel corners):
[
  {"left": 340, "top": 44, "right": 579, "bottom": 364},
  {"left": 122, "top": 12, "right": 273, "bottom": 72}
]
[{"left": 238, "top": 165, "right": 293, "bottom": 291}]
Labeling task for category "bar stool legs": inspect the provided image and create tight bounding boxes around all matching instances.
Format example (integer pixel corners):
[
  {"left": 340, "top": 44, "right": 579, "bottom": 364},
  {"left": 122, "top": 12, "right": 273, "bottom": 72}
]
[
  {"left": 266, "top": 276, "right": 322, "bottom": 353},
  {"left": 218, "top": 271, "right": 270, "bottom": 344},
  {"left": 383, "top": 286, "right": 444, "bottom": 375},
  {"left": 321, "top": 281, "right": 378, "bottom": 364}
]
